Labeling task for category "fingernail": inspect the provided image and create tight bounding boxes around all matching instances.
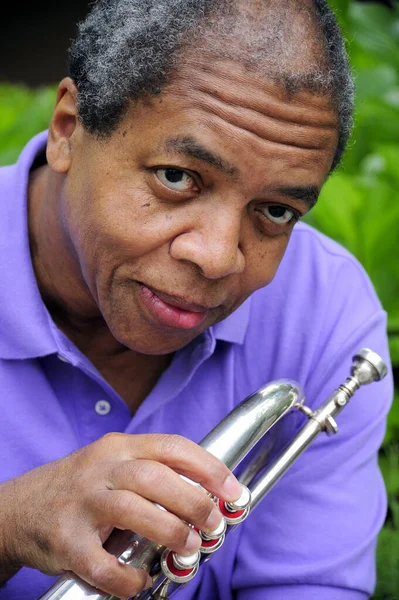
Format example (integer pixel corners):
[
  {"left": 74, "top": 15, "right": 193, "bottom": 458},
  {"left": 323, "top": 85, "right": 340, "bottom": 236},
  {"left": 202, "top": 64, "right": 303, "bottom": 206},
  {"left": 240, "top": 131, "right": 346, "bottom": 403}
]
[
  {"left": 222, "top": 475, "right": 242, "bottom": 501},
  {"left": 204, "top": 507, "right": 222, "bottom": 531},
  {"left": 185, "top": 529, "right": 202, "bottom": 553},
  {"left": 144, "top": 574, "right": 153, "bottom": 590}
]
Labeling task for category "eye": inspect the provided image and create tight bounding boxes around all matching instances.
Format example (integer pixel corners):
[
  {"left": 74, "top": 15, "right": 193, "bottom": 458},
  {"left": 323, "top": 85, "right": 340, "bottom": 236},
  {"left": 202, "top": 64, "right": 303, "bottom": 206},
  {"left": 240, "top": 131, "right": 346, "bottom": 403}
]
[
  {"left": 155, "top": 168, "right": 197, "bottom": 192},
  {"left": 262, "top": 205, "right": 295, "bottom": 224}
]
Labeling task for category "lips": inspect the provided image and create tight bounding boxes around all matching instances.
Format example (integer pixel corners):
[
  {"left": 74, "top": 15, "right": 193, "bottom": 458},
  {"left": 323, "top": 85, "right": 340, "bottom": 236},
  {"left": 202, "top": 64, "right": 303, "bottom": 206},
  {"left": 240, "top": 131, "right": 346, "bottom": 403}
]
[
  {"left": 137, "top": 283, "right": 219, "bottom": 330},
  {"left": 145, "top": 284, "right": 219, "bottom": 313}
]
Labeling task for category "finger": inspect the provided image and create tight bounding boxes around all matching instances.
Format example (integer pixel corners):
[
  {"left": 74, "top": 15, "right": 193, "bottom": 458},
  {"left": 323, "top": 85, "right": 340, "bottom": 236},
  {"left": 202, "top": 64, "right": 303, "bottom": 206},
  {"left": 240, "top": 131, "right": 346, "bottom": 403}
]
[
  {"left": 69, "top": 543, "right": 152, "bottom": 599},
  {"left": 108, "top": 459, "right": 223, "bottom": 533},
  {"left": 96, "top": 489, "right": 202, "bottom": 556},
  {"left": 101, "top": 433, "right": 241, "bottom": 501}
]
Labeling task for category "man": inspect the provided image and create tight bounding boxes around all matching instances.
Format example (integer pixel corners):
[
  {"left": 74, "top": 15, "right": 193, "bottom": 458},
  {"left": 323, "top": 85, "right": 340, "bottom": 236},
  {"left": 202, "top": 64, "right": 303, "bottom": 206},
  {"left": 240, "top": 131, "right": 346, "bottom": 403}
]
[{"left": 0, "top": 0, "right": 393, "bottom": 598}]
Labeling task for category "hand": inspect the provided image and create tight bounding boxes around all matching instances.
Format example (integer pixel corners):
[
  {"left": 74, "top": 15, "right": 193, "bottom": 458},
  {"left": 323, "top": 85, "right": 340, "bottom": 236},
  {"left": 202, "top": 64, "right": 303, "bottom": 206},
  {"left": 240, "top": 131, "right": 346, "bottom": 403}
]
[{"left": 0, "top": 433, "right": 241, "bottom": 597}]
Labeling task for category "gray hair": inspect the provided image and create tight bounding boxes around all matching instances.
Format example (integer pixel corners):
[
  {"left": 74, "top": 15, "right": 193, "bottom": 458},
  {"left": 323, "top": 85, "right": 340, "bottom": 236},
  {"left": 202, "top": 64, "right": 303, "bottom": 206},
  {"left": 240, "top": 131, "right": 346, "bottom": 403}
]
[{"left": 68, "top": 0, "right": 354, "bottom": 170}]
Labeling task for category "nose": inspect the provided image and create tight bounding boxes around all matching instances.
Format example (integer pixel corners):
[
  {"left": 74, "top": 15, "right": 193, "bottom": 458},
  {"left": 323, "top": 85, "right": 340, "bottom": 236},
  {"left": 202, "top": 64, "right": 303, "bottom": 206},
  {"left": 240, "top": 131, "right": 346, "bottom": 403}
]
[{"left": 169, "top": 210, "right": 246, "bottom": 280}]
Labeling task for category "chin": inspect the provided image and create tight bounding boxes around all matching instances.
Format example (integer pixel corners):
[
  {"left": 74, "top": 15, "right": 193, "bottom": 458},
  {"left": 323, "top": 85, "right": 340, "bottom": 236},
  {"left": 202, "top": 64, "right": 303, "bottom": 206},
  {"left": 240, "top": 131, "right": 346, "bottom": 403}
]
[{"left": 110, "top": 323, "right": 200, "bottom": 356}]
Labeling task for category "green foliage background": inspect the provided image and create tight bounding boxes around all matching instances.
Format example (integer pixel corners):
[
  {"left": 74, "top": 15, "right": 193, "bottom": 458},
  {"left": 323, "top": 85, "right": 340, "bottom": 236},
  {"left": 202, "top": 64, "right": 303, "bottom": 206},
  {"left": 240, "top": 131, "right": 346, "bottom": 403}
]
[
  {"left": 321, "top": 3, "right": 399, "bottom": 597},
  {"left": 0, "top": 1, "right": 398, "bottom": 597}
]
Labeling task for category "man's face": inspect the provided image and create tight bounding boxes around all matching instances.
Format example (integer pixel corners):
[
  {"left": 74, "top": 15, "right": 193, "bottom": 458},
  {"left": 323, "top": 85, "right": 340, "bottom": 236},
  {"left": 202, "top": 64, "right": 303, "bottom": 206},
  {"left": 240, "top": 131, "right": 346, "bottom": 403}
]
[{"left": 55, "top": 58, "right": 338, "bottom": 355}]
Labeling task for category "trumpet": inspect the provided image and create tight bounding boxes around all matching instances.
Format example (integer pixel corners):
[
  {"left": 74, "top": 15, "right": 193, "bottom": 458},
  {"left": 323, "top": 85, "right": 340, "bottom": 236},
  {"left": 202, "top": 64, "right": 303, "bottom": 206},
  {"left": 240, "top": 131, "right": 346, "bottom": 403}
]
[{"left": 38, "top": 348, "right": 387, "bottom": 600}]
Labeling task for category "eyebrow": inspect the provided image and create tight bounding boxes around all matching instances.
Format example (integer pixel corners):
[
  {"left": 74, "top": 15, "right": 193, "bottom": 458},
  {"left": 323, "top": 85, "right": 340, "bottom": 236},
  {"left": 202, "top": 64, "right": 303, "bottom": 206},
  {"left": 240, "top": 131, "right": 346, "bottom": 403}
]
[
  {"left": 271, "top": 185, "right": 320, "bottom": 209},
  {"left": 163, "top": 135, "right": 240, "bottom": 179},
  {"left": 162, "top": 136, "right": 320, "bottom": 208}
]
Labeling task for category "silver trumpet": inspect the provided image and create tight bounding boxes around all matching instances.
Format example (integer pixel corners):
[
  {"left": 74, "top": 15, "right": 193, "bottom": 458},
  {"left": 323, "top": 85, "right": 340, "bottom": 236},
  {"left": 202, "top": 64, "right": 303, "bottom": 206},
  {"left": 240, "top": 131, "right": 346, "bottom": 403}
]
[{"left": 38, "top": 348, "right": 387, "bottom": 600}]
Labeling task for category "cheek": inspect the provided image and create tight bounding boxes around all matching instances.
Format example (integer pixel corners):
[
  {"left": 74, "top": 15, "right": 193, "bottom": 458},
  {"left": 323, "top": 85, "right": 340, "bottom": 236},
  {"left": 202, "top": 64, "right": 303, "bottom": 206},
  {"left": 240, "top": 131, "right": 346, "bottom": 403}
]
[
  {"left": 63, "top": 178, "right": 174, "bottom": 270},
  {"left": 241, "top": 232, "right": 291, "bottom": 293}
]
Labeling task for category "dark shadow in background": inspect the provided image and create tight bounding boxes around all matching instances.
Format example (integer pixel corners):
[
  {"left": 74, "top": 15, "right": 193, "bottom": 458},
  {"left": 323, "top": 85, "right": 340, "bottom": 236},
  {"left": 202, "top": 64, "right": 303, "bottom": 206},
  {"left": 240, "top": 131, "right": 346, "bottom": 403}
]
[
  {"left": 0, "top": 0, "right": 395, "bottom": 87},
  {"left": 0, "top": 1, "right": 91, "bottom": 85}
]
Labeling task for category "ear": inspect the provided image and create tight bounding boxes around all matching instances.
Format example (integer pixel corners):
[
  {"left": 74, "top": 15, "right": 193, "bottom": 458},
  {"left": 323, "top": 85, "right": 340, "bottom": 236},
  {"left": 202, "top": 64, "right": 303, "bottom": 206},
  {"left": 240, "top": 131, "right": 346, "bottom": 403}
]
[{"left": 46, "top": 77, "right": 81, "bottom": 173}]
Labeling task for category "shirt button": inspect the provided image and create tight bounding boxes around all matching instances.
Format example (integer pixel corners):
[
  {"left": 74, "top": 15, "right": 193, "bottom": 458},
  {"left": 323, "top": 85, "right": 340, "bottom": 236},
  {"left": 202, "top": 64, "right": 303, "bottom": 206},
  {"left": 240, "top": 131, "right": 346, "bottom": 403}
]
[
  {"left": 95, "top": 400, "right": 111, "bottom": 416},
  {"left": 57, "top": 354, "right": 70, "bottom": 363}
]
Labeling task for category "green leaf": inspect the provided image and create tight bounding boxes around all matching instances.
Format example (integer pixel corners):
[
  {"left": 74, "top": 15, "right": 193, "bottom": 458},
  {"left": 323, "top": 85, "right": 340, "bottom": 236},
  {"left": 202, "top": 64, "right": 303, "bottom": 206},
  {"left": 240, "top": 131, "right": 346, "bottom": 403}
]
[
  {"left": 349, "top": 4, "right": 399, "bottom": 70},
  {"left": 379, "top": 454, "right": 399, "bottom": 496},
  {"left": 372, "top": 522, "right": 399, "bottom": 600},
  {"left": 306, "top": 173, "right": 364, "bottom": 257},
  {"left": 389, "top": 337, "right": 399, "bottom": 367},
  {"left": 327, "top": 0, "right": 351, "bottom": 34},
  {"left": 0, "top": 84, "right": 56, "bottom": 166},
  {"left": 382, "top": 388, "right": 399, "bottom": 449}
]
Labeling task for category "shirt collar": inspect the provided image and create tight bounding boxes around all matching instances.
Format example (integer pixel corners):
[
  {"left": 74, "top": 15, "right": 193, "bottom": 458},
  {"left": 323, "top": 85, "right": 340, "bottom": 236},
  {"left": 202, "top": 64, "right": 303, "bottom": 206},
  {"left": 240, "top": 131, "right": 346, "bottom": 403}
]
[
  {"left": 0, "top": 132, "right": 57, "bottom": 359},
  {"left": 0, "top": 132, "right": 250, "bottom": 360},
  {"left": 211, "top": 298, "right": 251, "bottom": 344}
]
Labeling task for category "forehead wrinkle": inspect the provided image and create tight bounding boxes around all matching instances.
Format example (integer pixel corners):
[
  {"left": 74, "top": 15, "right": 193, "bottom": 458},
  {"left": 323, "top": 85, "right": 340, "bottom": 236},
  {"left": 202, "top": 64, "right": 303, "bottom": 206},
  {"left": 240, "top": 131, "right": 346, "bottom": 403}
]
[
  {"left": 162, "top": 135, "right": 240, "bottom": 179},
  {"left": 180, "top": 62, "right": 338, "bottom": 129},
  {"left": 190, "top": 89, "right": 335, "bottom": 152},
  {"left": 194, "top": 82, "right": 338, "bottom": 130},
  {"left": 200, "top": 111, "right": 335, "bottom": 171}
]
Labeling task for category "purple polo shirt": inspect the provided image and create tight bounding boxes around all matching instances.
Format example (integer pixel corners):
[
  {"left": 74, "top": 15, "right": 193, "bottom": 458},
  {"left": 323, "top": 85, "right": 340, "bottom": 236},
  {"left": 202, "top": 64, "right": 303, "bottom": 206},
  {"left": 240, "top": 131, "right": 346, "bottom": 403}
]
[{"left": 0, "top": 132, "right": 393, "bottom": 600}]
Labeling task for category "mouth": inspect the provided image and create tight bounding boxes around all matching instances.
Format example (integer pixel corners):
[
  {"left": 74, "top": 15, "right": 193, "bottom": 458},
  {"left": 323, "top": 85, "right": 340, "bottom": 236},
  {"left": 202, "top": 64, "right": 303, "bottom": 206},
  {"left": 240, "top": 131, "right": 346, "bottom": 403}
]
[{"left": 136, "top": 282, "right": 220, "bottom": 330}]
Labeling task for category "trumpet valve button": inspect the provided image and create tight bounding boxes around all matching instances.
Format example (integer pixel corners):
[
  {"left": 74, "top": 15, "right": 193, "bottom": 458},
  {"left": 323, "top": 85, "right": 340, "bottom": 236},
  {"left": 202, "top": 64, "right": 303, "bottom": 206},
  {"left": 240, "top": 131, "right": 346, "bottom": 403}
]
[
  {"left": 201, "top": 517, "right": 226, "bottom": 540},
  {"left": 200, "top": 533, "right": 226, "bottom": 554},
  {"left": 226, "top": 485, "right": 251, "bottom": 511},
  {"left": 172, "top": 551, "right": 200, "bottom": 571},
  {"left": 218, "top": 485, "right": 251, "bottom": 524},
  {"left": 161, "top": 549, "right": 200, "bottom": 583}
]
